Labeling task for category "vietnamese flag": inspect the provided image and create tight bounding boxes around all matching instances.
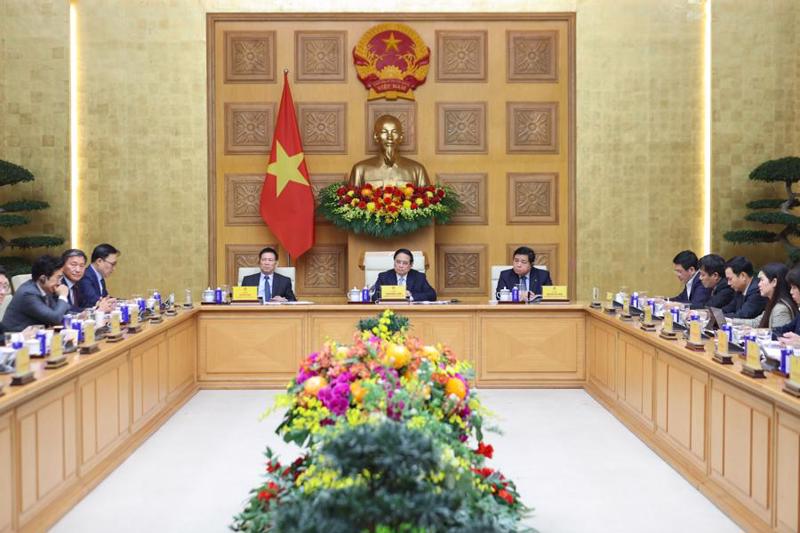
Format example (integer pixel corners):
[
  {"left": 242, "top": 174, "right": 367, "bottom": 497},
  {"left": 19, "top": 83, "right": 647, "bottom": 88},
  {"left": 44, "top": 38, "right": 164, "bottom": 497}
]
[{"left": 259, "top": 72, "right": 315, "bottom": 260}]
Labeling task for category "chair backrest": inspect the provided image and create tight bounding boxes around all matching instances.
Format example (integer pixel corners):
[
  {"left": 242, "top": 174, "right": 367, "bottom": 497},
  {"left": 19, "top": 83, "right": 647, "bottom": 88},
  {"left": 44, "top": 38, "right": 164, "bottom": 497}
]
[
  {"left": 363, "top": 251, "right": 425, "bottom": 288},
  {"left": 236, "top": 267, "right": 296, "bottom": 287},
  {"left": 490, "top": 265, "right": 548, "bottom": 300},
  {"left": 11, "top": 274, "right": 31, "bottom": 293},
  {"left": 0, "top": 294, "right": 11, "bottom": 322}
]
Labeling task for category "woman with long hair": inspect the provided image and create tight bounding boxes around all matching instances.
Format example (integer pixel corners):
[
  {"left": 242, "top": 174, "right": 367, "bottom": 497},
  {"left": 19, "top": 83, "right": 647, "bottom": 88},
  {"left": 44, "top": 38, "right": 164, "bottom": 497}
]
[{"left": 731, "top": 262, "right": 796, "bottom": 329}]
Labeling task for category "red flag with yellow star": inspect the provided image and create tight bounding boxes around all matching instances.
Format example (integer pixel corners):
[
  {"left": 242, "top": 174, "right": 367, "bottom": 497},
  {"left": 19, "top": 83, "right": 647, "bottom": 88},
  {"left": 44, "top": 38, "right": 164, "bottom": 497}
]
[{"left": 259, "top": 72, "right": 315, "bottom": 259}]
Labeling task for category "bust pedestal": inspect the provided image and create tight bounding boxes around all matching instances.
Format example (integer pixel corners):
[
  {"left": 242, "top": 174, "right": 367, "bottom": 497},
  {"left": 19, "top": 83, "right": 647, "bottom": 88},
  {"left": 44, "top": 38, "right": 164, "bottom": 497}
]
[{"left": 347, "top": 225, "right": 435, "bottom": 288}]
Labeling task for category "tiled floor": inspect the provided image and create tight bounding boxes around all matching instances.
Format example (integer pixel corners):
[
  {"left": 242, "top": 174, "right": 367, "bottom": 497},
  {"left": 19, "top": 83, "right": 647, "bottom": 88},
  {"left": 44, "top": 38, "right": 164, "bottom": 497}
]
[{"left": 49, "top": 389, "right": 740, "bottom": 533}]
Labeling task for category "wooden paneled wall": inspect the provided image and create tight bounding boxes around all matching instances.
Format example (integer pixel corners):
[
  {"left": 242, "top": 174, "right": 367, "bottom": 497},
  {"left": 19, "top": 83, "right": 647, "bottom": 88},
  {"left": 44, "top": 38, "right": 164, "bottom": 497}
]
[{"left": 208, "top": 13, "right": 575, "bottom": 302}]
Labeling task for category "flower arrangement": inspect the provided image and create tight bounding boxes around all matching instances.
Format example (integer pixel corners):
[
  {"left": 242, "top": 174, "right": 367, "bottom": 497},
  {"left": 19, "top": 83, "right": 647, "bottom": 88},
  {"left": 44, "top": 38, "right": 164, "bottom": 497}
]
[
  {"left": 317, "top": 182, "right": 460, "bottom": 239},
  {"left": 232, "top": 310, "right": 532, "bottom": 533}
]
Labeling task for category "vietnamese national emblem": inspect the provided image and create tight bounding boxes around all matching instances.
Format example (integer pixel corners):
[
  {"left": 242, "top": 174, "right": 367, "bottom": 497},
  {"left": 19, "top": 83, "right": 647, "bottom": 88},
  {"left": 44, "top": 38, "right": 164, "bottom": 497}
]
[{"left": 353, "top": 23, "right": 430, "bottom": 101}]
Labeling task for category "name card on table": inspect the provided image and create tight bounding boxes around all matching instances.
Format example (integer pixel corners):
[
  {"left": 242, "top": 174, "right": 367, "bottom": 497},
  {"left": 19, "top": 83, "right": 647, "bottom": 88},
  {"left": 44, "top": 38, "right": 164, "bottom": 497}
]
[
  {"left": 542, "top": 286, "right": 568, "bottom": 301},
  {"left": 15, "top": 344, "right": 30, "bottom": 375},
  {"left": 791, "top": 355, "right": 800, "bottom": 383},
  {"left": 381, "top": 285, "right": 407, "bottom": 300},
  {"left": 232, "top": 286, "right": 259, "bottom": 302},
  {"left": 746, "top": 339, "right": 761, "bottom": 368}
]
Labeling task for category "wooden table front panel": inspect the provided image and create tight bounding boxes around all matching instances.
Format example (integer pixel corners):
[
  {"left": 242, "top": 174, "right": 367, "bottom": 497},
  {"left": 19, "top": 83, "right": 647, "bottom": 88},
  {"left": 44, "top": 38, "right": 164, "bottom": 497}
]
[
  {"left": 654, "top": 349, "right": 708, "bottom": 472},
  {"left": 131, "top": 333, "right": 168, "bottom": 433},
  {"left": 0, "top": 412, "right": 12, "bottom": 533},
  {"left": 478, "top": 312, "right": 585, "bottom": 386},
  {"left": 17, "top": 380, "right": 77, "bottom": 527},
  {"left": 167, "top": 320, "right": 197, "bottom": 401},
  {"left": 710, "top": 377, "right": 773, "bottom": 523},
  {"left": 588, "top": 317, "right": 617, "bottom": 399},
  {"left": 776, "top": 408, "right": 800, "bottom": 533},
  {"left": 78, "top": 352, "right": 131, "bottom": 475},
  {"left": 616, "top": 333, "right": 655, "bottom": 429},
  {"left": 198, "top": 313, "right": 305, "bottom": 384}
]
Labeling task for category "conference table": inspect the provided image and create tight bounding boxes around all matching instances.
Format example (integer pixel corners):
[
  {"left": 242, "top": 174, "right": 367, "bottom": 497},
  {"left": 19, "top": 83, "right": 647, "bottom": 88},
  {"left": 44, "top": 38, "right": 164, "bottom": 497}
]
[{"left": 0, "top": 303, "right": 798, "bottom": 533}]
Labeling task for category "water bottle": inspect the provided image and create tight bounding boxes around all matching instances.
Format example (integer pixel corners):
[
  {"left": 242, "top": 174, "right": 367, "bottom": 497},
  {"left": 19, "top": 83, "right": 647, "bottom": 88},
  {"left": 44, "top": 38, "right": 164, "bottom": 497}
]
[
  {"left": 511, "top": 286, "right": 520, "bottom": 302},
  {"left": 36, "top": 331, "right": 47, "bottom": 355},
  {"left": 781, "top": 348, "right": 793, "bottom": 375},
  {"left": 361, "top": 286, "right": 370, "bottom": 302},
  {"left": 153, "top": 290, "right": 162, "bottom": 307},
  {"left": 214, "top": 287, "right": 223, "bottom": 304},
  {"left": 631, "top": 292, "right": 639, "bottom": 309},
  {"left": 670, "top": 307, "right": 680, "bottom": 326},
  {"left": 120, "top": 304, "right": 130, "bottom": 324}
]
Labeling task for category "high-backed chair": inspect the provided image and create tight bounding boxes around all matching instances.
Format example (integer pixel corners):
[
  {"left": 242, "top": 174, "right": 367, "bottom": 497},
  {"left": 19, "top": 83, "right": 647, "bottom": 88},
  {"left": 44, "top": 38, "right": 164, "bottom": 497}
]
[
  {"left": 490, "top": 265, "right": 548, "bottom": 300},
  {"left": 236, "top": 267, "right": 296, "bottom": 287},
  {"left": 11, "top": 274, "right": 31, "bottom": 293},
  {"left": 362, "top": 251, "right": 426, "bottom": 288},
  {"left": 0, "top": 294, "right": 11, "bottom": 322}
]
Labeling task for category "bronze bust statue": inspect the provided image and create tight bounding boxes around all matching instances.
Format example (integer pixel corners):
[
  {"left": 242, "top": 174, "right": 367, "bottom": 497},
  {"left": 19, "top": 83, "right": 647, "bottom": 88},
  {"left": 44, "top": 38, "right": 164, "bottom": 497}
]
[{"left": 349, "top": 115, "right": 431, "bottom": 188}]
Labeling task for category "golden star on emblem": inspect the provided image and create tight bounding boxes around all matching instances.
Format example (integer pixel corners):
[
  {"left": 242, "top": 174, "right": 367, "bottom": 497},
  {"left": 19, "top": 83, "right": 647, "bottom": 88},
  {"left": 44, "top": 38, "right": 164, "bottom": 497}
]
[
  {"left": 267, "top": 141, "right": 308, "bottom": 196},
  {"left": 382, "top": 32, "right": 401, "bottom": 52}
]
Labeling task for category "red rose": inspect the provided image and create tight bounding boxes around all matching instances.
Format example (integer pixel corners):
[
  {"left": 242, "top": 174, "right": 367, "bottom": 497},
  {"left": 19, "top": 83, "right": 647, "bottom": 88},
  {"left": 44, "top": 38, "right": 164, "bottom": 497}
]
[
  {"left": 472, "top": 467, "right": 493, "bottom": 478},
  {"left": 364, "top": 183, "right": 373, "bottom": 190},
  {"left": 257, "top": 490, "right": 273, "bottom": 503},
  {"left": 405, "top": 182, "right": 414, "bottom": 188},
  {"left": 437, "top": 189, "right": 445, "bottom": 198},
  {"left": 388, "top": 205, "right": 398, "bottom": 213},
  {"left": 266, "top": 461, "right": 282, "bottom": 473},
  {"left": 384, "top": 186, "right": 395, "bottom": 194},
  {"left": 475, "top": 442, "right": 494, "bottom": 459},
  {"left": 358, "top": 201, "right": 367, "bottom": 209},
  {"left": 268, "top": 482, "right": 279, "bottom": 491},
  {"left": 336, "top": 187, "right": 346, "bottom": 196},
  {"left": 410, "top": 203, "right": 418, "bottom": 210},
  {"left": 426, "top": 185, "right": 435, "bottom": 192},
  {"left": 497, "top": 489, "right": 514, "bottom": 505},
  {"left": 431, "top": 197, "right": 440, "bottom": 204},
  {"left": 422, "top": 198, "right": 430, "bottom": 207},
  {"left": 338, "top": 198, "right": 347, "bottom": 206}
]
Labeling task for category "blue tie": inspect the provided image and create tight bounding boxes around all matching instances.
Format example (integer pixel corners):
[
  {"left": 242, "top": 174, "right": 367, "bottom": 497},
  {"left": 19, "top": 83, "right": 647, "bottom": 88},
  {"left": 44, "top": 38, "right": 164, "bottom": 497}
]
[
  {"left": 263, "top": 275, "right": 271, "bottom": 301},
  {"left": 520, "top": 276, "right": 528, "bottom": 291}
]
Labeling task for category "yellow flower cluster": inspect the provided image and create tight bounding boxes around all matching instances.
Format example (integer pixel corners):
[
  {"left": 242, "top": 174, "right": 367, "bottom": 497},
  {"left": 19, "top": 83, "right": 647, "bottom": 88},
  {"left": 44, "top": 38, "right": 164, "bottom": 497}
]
[{"left": 289, "top": 397, "right": 332, "bottom": 435}]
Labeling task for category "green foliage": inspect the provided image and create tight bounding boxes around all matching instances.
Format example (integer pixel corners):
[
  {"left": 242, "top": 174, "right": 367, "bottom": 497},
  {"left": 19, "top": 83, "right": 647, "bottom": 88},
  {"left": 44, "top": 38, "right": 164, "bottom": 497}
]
[
  {"left": 749, "top": 157, "right": 800, "bottom": 183},
  {"left": 723, "top": 230, "right": 778, "bottom": 244},
  {"left": 259, "top": 421, "right": 532, "bottom": 533},
  {"left": 746, "top": 198, "right": 795, "bottom": 210},
  {"left": 0, "top": 213, "right": 30, "bottom": 227},
  {"left": 0, "top": 256, "right": 30, "bottom": 277},
  {"left": 0, "top": 159, "right": 34, "bottom": 187},
  {"left": 0, "top": 159, "right": 64, "bottom": 267},
  {"left": 0, "top": 200, "right": 49, "bottom": 212},
  {"left": 744, "top": 211, "right": 800, "bottom": 225},
  {"left": 357, "top": 311, "right": 409, "bottom": 336},
  {"left": 10, "top": 236, "right": 65, "bottom": 249}
]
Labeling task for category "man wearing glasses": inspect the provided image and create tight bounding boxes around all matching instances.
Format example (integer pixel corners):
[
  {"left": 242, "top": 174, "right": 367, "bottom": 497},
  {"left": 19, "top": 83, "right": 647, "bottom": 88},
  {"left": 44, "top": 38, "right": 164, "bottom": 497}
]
[
  {"left": 76, "top": 243, "right": 120, "bottom": 309},
  {"left": 371, "top": 248, "right": 436, "bottom": 302}
]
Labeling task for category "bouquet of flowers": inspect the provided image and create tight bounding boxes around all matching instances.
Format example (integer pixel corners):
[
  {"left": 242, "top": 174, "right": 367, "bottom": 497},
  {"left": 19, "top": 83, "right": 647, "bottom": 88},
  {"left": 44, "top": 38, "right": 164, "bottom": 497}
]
[
  {"left": 232, "top": 310, "right": 532, "bottom": 533},
  {"left": 317, "top": 182, "right": 460, "bottom": 238}
]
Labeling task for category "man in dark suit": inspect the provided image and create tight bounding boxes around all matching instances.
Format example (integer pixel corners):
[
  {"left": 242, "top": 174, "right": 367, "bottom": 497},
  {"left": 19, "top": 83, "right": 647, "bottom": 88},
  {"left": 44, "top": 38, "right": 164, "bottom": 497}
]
[
  {"left": 693, "top": 253, "right": 735, "bottom": 310},
  {"left": 1, "top": 255, "right": 70, "bottom": 332},
  {"left": 496, "top": 246, "right": 553, "bottom": 297},
  {"left": 372, "top": 248, "right": 436, "bottom": 302},
  {"left": 77, "top": 243, "right": 119, "bottom": 309},
  {"left": 722, "top": 256, "right": 768, "bottom": 318},
  {"left": 241, "top": 247, "right": 296, "bottom": 302},
  {"left": 672, "top": 250, "right": 710, "bottom": 307}
]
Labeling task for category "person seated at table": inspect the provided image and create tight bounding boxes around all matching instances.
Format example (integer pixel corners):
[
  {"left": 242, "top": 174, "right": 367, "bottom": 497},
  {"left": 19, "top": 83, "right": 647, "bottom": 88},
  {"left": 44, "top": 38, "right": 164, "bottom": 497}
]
[
  {"left": 496, "top": 246, "right": 552, "bottom": 296},
  {"left": 728, "top": 263, "right": 795, "bottom": 329},
  {"left": 241, "top": 246, "right": 296, "bottom": 302},
  {"left": 672, "top": 250, "right": 710, "bottom": 307},
  {"left": 772, "top": 266, "right": 800, "bottom": 342},
  {"left": 722, "top": 256, "right": 768, "bottom": 319},
  {"left": 372, "top": 248, "right": 436, "bottom": 302},
  {"left": 0, "top": 266, "right": 10, "bottom": 337},
  {"left": 1, "top": 255, "right": 70, "bottom": 332},
  {"left": 61, "top": 248, "right": 114, "bottom": 313},
  {"left": 693, "top": 253, "right": 735, "bottom": 309},
  {"left": 77, "top": 243, "right": 119, "bottom": 309}
]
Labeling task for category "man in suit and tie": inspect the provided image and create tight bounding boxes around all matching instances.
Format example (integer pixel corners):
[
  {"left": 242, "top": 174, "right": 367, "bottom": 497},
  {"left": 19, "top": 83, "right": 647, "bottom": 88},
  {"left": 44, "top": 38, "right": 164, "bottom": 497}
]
[
  {"left": 241, "top": 247, "right": 296, "bottom": 302},
  {"left": 372, "top": 248, "right": 436, "bottom": 302},
  {"left": 672, "top": 250, "right": 710, "bottom": 307},
  {"left": 496, "top": 246, "right": 552, "bottom": 297},
  {"left": 693, "top": 253, "right": 735, "bottom": 310},
  {"left": 722, "top": 255, "right": 768, "bottom": 319},
  {"left": 1, "top": 255, "right": 70, "bottom": 332},
  {"left": 76, "top": 243, "right": 119, "bottom": 309}
]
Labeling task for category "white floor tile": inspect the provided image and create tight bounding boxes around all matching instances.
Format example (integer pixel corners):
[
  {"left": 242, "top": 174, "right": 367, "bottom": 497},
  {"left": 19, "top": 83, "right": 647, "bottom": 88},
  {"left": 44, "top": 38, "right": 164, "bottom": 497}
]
[{"left": 49, "top": 389, "right": 740, "bottom": 533}]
